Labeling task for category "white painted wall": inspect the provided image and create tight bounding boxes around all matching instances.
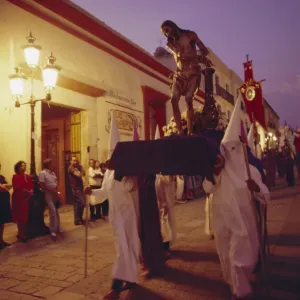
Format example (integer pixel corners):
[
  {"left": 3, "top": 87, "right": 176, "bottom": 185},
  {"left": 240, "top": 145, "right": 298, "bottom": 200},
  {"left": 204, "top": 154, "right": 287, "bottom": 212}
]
[{"left": 0, "top": 1, "right": 172, "bottom": 172}]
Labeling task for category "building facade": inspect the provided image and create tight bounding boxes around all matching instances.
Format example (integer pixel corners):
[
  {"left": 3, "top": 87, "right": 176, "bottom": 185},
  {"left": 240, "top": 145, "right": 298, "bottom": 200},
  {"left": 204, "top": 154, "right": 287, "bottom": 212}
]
[
  {"left": 1, "top": 0, "right": 205, "bottom": 202},
  {"left": 0, "top": 0, "right": 279, "bottom": 202}
]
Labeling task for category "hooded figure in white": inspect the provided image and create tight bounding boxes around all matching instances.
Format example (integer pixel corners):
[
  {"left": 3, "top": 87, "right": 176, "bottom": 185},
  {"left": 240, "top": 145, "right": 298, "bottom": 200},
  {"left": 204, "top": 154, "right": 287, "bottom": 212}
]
[
  {"left": 154, "top": 125, "right": 177, "bottom": 253},
  {"left": 203, "top": 95, "right": 270, "bottom": 299},
  {"left": 95, "top": 113, "right": 140, "bottom": 300}
]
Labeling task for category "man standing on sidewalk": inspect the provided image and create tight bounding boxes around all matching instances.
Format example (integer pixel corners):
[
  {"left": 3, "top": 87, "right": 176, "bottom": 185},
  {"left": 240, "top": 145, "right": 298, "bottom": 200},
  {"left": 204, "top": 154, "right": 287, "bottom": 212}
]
[
  {"left": 68, "top": 156, "right": 87, "bottom": 225},
  {"left": 39, "top": 158, "right": 62, "bottom": 241},
  {"left": 88, "top": 159, "right": 103, "bottom": 221}
]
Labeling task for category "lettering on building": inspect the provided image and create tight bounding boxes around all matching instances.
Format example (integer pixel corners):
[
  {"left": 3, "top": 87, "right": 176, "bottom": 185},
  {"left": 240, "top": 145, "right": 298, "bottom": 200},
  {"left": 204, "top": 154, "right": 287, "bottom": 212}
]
[{"left": 106, "top": 90, "right": 137, "bottom": 107}]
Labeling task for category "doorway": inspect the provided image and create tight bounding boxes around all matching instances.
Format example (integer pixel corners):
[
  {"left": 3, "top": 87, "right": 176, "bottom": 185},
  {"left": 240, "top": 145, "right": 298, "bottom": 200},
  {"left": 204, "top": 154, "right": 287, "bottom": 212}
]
[
  {"left": 42, "top": 102, "right": 81, "bottom": 204},
  {"left": 142, "top": 86, "right": 169, "bottom": 140}
]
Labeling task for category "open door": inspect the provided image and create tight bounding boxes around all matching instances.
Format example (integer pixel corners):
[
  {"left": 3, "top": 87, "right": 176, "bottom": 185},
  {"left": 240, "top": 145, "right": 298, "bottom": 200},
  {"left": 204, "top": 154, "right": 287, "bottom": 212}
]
[{"left": 142, "top": 86, "right": 169, "bottom": 140}]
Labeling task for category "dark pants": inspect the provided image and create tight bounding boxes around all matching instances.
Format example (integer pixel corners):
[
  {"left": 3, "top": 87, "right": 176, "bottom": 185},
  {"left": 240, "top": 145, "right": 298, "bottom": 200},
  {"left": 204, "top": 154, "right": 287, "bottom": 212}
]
[
  {"left": 102, "top": 200, "right": 109, "bottom": 216},
  {"left": 296, "top": 153, "right": 300, "bottom": 177},
  {"left": 90, "top": 185, "right": 101, "bottom": 220},
  {"left": 286, "top": 161, "right": 295, "bottom": 186},
  {"left": 163, "top": 241, "right": 170, "bottom": 252},
  {"left": 72, "top": 189, "right": 85, "bottom": 224}
]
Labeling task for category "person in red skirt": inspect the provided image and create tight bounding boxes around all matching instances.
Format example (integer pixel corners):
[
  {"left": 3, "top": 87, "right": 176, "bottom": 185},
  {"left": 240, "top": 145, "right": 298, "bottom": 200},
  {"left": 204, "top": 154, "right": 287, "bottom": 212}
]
[{"left": 12, "top": 161, "right": 33, "bottom": 242}]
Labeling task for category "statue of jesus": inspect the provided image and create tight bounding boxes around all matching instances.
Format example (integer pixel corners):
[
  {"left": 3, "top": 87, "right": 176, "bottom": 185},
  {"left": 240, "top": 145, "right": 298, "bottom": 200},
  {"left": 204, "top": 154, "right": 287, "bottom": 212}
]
[{"left": 161, "top": 20, "right": 212, "bottom": 135}]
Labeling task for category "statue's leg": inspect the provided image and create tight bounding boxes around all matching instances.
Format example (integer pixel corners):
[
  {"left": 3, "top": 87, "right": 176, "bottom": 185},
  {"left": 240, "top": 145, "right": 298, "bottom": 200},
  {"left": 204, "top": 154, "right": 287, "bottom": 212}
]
[
  {"left": 170, "top": 77, "right": 184, "bottom": 135},
  {"left": 185, "top": 76, "right": 201, "bottom": 135}
]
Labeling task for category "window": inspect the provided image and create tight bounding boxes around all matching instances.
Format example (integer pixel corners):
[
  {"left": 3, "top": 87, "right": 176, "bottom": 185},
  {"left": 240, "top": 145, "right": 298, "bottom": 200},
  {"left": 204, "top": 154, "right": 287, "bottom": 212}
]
[
  {"left": 225, "top": 83, "right": 229, "bottom": 92},
  {"left": 215, "top": 74, "right": 220, "bottom": 85}
]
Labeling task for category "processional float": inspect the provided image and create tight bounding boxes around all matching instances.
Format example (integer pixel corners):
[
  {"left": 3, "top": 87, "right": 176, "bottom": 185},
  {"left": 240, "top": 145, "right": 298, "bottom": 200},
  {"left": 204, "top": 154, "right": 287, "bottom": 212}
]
[{"left": 107, "top": 21, "right": 268, "bottom": 292}]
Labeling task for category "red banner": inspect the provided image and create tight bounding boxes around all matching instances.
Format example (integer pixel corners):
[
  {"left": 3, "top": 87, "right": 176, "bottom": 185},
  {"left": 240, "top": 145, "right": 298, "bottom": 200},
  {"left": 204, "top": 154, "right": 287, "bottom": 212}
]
[{"left": 240, "top": 60, "right": 266, "bottom": 129}]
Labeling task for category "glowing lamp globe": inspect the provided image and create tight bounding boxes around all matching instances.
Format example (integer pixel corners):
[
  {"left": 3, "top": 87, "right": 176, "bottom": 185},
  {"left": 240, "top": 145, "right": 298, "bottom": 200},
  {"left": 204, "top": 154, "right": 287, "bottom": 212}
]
[
  {"left": 9, "top": 68, "right": 27, "bottom": 98},
  {"left": 42, "top": 53, "right": 61, "bottom": 94},
  {"left": 23, "top": 32, "right": 42, "bottom": 68}
]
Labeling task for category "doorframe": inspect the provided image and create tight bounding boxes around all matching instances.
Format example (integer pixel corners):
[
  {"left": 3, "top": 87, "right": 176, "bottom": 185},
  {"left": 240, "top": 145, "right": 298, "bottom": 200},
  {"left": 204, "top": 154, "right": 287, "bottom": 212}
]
[{"left": 141, "top": 86, "right": 169, "bottom": 140}]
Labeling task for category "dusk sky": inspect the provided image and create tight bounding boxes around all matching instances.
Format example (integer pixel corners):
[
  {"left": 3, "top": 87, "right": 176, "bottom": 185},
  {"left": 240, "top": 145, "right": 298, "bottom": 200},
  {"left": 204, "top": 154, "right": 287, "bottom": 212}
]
[{"left": 72, "top": 0, "right": 300, "bottom": 127}]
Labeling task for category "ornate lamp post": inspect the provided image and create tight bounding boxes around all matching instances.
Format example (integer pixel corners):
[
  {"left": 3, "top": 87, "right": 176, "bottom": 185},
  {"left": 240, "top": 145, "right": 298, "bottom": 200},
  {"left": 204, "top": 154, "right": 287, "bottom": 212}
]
[{"left": 8, "top": 32, "right": 61, "bottom": 238}]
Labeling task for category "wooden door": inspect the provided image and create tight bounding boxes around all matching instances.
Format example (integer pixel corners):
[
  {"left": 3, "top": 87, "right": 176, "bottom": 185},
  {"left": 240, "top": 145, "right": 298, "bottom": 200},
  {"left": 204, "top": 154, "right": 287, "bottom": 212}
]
[{"left": 44, "top": 129, "right": 59, "bottom": 180}]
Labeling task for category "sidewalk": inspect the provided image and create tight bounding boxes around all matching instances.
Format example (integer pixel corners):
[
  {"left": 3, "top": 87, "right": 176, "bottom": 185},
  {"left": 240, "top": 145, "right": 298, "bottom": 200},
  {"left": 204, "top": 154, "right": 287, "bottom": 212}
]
[{"left": 0, "top": 179, "right": 299, "bottom": 300}]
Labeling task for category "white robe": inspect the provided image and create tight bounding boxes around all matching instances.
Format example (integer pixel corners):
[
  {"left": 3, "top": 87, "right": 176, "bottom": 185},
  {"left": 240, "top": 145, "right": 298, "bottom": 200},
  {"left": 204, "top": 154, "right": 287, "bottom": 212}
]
[
  {"left": 92, "top": 170, "right": 140, "bottom": 283},
  {"left": 203, "top": 165, "right": 269, "bottom": 298},
  {"left": 204, "top": 194, "right": 213, "bottom": 237},
  {"left": 176, "top": 176, "right": 184, "bottom": 200},
  {"left": 155, "top": 175, "right": 176, "bottom": 244}
]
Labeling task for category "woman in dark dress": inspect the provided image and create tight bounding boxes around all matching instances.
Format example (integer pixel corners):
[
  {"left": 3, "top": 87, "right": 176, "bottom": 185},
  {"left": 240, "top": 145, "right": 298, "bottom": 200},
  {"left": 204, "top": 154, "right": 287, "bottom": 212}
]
[{"left": 0, "top": 163, "right": 12, "bottom": 249}]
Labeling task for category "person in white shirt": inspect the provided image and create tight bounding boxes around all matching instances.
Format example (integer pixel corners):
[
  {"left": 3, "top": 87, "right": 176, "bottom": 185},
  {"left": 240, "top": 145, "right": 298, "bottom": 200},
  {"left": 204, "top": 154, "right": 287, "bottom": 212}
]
[{"left": 88, "top": 159, "right": 103, "bottom": 221}]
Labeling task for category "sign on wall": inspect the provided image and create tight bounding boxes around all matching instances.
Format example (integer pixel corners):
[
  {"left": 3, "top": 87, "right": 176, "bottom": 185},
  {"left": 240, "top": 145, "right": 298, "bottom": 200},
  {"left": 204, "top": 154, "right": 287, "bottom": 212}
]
[{"left": 105, "top": 109, "right": 142, "bottom": 137}]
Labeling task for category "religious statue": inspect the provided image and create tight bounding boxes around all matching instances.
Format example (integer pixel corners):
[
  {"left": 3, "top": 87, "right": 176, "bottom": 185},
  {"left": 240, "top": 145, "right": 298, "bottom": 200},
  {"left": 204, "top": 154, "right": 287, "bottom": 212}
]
[{"left": 161, "top": 20, "right": 212, "bottom": 135}]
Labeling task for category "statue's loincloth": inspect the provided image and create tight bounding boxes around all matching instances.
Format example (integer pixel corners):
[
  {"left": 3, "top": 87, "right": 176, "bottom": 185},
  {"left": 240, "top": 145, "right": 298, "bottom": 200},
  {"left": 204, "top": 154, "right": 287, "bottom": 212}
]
[{"left": 171, "top": 68, "right": 201, "bottom": 98}]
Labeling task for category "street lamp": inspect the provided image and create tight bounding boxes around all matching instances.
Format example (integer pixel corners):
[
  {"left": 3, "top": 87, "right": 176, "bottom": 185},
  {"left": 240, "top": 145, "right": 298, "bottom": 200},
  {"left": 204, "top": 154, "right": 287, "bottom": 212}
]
[{"left": 8, "top": 32, "right": 61, "bottom": 238}]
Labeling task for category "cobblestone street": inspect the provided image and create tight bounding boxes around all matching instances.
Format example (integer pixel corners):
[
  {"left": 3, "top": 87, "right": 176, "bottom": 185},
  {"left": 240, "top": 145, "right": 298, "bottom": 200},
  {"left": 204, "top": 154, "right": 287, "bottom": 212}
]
[{"left": 1, "top": 179, "right": 300, "bottom": 300}]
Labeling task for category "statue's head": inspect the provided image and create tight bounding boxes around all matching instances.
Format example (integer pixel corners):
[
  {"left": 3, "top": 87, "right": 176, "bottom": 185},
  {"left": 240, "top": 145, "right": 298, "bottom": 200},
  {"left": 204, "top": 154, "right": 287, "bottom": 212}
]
[{"left": 161, "top": 20, "right": 181, "bottom": 38}]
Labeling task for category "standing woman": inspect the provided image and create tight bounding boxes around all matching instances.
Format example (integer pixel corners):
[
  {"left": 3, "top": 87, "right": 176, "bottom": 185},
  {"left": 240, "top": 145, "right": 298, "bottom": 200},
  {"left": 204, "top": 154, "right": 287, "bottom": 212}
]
[
  {"left": 0, "top": 163, "right": 13, "bottom": 249},
  {"left": 12, "top": 161, "right": 33, "bottom": 242}
]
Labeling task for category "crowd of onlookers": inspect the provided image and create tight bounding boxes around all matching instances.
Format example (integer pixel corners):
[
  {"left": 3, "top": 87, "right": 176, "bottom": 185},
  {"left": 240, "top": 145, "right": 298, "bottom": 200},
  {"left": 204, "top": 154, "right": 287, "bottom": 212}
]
[
  {"left": 0, "top": 157, "right": 109, "bottom": 248},
  {"left": 262, "top": 135, "right": 300, "bottom": 189}
]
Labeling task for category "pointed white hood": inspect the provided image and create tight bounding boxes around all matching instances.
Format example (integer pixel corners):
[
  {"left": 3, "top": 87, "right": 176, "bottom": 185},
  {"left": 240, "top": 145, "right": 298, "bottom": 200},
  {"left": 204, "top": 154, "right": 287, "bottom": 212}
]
[
  {"left": 155, "top": 125, "right": 160, "bottom": 140},
  {"left": 222, "top": 94, "right": 242, "bottom": 144},
  {"left": 221, "top": 94, "right": 247, "bottom": 187},
  {"left": 108, "top": 112, "right": 120, "bottom": 159}
]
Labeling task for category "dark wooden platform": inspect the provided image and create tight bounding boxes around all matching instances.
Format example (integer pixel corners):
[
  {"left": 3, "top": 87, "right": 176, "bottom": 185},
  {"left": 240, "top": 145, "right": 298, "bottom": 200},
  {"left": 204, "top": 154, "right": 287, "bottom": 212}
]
[{"left": 110, "top": 135, "right": 221, "bottom": 178}]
